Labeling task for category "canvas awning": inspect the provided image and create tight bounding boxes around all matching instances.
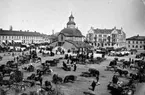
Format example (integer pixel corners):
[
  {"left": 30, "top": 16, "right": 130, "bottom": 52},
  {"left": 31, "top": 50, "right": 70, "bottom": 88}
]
[
  {"left": 2, "top": 40, "right": 5, "bottom": 43},
  {"left": 8, "top": 40, "right": 12, "bottom": 43},
  {"left": 14, "top": 40, "right": 22, "bottom": 43}
]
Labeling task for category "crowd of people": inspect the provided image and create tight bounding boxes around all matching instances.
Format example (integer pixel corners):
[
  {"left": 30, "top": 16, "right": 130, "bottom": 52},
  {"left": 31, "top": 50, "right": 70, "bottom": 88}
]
[{"left": 0, "top": 45, "right": 145, "bottom": 95}]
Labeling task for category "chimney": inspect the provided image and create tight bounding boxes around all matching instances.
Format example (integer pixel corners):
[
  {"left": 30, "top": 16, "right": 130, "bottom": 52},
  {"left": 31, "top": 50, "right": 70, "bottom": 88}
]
[
  {"left": 52, "top": 30, "right": 54, "bottom": 35},
  {"left": 137, "top": 34, "right": 139, "bottom": 37},
  {"left": 114, "top": 26, "right": 116, "bottom": 29},
  {"left": 9, "top": 25, "right": 13, "bottom": 31}
]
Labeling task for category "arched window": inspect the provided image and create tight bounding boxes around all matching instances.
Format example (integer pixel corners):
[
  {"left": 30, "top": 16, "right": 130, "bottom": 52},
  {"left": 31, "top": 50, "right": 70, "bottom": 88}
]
[{"left": 136, "top": 45, "right": 138, "bottom": 48}]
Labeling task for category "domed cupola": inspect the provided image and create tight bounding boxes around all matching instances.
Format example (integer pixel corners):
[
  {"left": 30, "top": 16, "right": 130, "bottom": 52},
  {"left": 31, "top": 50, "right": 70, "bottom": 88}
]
[
  {"left": 67, "top": 13, "right": 76, "bottom": 28},
  {"left": 67, "top": 21, "right": 76, "bottom": 26}
]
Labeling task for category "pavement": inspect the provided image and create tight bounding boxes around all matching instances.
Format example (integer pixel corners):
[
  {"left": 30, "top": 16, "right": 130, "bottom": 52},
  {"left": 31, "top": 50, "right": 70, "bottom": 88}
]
[
  {"left": 0, "top": 52, "right": 144, "bottom": 95},
  {"left": 134, "top": 83, "right": 145, "bottom": 95}
]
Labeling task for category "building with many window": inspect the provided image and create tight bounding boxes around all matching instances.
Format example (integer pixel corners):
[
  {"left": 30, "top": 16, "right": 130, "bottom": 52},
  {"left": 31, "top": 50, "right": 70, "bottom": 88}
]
[
  {"left": 86, "top": 27, "right": 126, "bottom": 49},
  {"left": 126, "top": 35, "right": 145, "bottom": 50},
  {"left": 0, "top": 28, "right": 50, "bottom": 45}
]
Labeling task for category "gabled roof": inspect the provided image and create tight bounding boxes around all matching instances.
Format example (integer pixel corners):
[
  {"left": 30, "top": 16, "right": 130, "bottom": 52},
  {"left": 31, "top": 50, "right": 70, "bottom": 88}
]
[
  {"left": 93, "top": 28, "right": 123, "bottom": 34},
  {"left": 126, "top": 35, "right": 145, "bottom": 41},
  {"left": 0, "top": 29, "right": 47, "bottom": 37},
  {"left": 94, "top": 28, "right": 113, "bottom": 34},
  {"left": 66, "top": 40, "right": 93, "bottom": 48}
]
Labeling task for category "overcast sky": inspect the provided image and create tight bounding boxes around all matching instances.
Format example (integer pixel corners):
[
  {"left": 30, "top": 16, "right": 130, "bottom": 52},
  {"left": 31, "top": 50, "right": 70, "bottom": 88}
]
[{"left": 0, "top": 0, "right": 145, "bottom": 37}]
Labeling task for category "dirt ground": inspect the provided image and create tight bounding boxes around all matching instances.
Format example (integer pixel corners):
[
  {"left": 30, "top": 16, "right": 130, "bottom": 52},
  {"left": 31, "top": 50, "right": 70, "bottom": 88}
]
[{"left": 0, "top": 52, "right": 140, "bottom": 95}]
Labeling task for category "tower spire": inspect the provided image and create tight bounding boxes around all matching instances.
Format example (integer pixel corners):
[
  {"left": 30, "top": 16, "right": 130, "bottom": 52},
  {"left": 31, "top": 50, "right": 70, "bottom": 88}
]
[
  {"left": 69, "top": 12, "right": 74, "bottom": 19},
  {"left": 67, "top": 12, "right": 76, "bottom": 28}
]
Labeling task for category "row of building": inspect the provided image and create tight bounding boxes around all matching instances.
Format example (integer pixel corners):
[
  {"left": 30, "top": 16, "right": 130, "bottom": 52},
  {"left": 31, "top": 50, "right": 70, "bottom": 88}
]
[
  {"left": 86, "top": 27, "right": 145, "bottom": 51},
  {"left": 0, "top": 13, "right": 145, "bottom": 51},
  {"left": 0, "top": 27, "right": 56, "bottom": 45}
]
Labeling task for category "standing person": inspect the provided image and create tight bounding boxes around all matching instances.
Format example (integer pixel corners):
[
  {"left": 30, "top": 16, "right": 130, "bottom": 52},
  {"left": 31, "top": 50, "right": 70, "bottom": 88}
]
[
  {"left": 12, "top": 52, "right": 14, "bottom": 57},
  {"left": 73, "top": 63, "right": 77, "bottom": 71},
  {"left": 90, "top": 80, "right": 97, "bottom": 91},
  {"left": 96, "top": 75, "right": 100, "bottom": 85},
  {"left": 129, "top": 58, "right": 131, "bottom": 62},
  {"left": 67, "top": 59, "right": 69, "bottom": 64},
  {"left": 71, "top": 60, "right": 73, "bottom": 64},
  {"left": 16, "top": 56, "right": 19, "bottom": 62},
  {"left": 112, "top": 75, "right": 118, "bottom": 84},
  {"left": 14, "top": 57, "right": 15, "bottom": 62},
  {"left": 132, "top": 59, "right": 134, "bottom": 63}
]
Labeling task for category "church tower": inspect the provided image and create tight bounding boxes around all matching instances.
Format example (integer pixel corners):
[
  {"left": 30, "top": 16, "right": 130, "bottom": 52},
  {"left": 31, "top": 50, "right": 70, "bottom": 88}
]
[{"left": 67, "top": 12, "right": 76, "bottom": 28}]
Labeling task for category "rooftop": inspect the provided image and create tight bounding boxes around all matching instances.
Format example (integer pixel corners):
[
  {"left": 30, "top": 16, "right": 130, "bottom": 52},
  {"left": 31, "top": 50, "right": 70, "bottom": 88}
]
[
  {"left": 92, "top": 27, "right": 123, "bottom": 34},
  {"left": 126, "top": 35, "right": 145, "bottom": 41},
  {"left": 0, "top": 29, "right": 48, "bottom": 37},
  {"left": 60, "top": 28, "right": 84, "bottom": 37},
  {"left": 66, "top": 40, "right": 93, "bottom": 48},
  {"left": 94, "top": 28, "right": 113, "bottom": 34}
]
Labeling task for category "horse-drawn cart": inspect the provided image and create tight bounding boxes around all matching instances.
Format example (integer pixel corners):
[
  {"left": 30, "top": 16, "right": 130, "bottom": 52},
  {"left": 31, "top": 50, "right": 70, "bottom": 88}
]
[
  {"left": 45, "top": 59, "right": 58, "bottom": 66},
  {"left": 107, "top": 81, "right": 135, "bottom": 95},
  {"left": 80, "top": 68, "right": 100, "bottom": 77}
]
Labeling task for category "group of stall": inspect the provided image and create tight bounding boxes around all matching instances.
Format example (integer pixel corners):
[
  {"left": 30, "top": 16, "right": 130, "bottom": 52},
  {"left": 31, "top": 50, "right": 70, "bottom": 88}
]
[{"left": 105, "top": 52, "right": 145, "bottom": 95}]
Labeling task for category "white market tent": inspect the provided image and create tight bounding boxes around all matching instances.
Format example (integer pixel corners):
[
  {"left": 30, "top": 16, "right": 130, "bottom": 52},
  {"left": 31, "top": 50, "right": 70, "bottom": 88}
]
[
  {"left": 14, "top": 40, "right": 22, "bottom": 43},
  {"left": 66, "top": 52, "right": 77, "bottom": 57},
  {"left": 43, "top": 50, "right": 50, "bottom": 54},
  {"left": 88, "top": 53, "right": 102, "bottom": 58},
  {"left": 39, "top": 46, "right": 46, "bottom": 49}
]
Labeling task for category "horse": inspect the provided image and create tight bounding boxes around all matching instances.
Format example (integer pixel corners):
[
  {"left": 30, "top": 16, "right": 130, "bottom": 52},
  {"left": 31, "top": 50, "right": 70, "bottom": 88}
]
[
  {"left": 114, "top": 67, "right": 129, "bottom": 77},
  {"left": 52, "top": 74, "right": 63, "bottom": 84},
  {"left": 62, "top": 62, "right": 71, "bottom": 71},
  {"left": 88, "top": 68, "right": 100, "bottom": 77},
  {"left": 27, "top": 73, "right": 43, "bottom": 85},
  {"left": 109, "top": 60, "right": 117, "bottom": 67},
  {"left": 22, "top": 65, "right": 35, "bottom": 72},
  {"left": 37, "top": 67, "right": 52, "bottom": 75},
  {"left": 27, "top": 73, "right": 36, "bottom": 80},
  {"left": 63, "top": 75, "right": 77, "bottom": 83}
]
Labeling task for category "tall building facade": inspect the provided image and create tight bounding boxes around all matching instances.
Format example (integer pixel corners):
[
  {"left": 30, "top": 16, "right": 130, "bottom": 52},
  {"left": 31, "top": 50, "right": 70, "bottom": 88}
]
[
  {"left": 126, "top": 35, "right": 145, "bottom": 50},
  {"left": 0, "top": 28, "right": 50, "bottom": 45},
  {"left": 86, "top": 27, "right": 126, "bottom": 49}
]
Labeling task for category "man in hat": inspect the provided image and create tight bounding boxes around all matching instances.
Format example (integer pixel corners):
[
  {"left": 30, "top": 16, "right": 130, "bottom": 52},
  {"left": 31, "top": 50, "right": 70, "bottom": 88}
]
[
  {"left": 73, "top": 63, "right": 77, "bottom": 72},
  {"left": 90, "top": 80, "right": 97, "bottom": 91}
]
